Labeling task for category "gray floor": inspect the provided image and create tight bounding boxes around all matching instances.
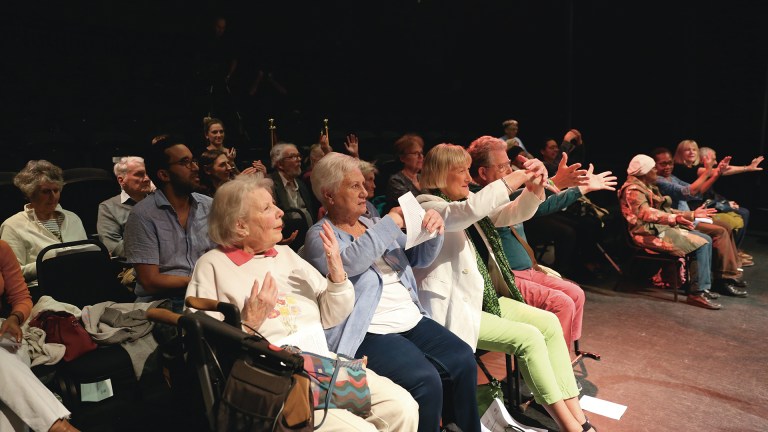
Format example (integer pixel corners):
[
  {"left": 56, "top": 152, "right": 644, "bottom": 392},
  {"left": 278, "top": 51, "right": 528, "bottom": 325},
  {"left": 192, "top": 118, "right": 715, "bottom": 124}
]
[{"left": 514, "top": 233, "right": 768, "bottom": 431}]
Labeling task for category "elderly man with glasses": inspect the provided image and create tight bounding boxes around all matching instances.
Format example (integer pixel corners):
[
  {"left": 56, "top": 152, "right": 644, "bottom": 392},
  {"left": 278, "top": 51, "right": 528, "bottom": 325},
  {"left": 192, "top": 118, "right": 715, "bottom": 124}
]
[
  {"left": 269, "top": 143, "right": 318, "bottom": 250},
  {"left": 124, "top": 135, "right": 216, "bottom": 311}
]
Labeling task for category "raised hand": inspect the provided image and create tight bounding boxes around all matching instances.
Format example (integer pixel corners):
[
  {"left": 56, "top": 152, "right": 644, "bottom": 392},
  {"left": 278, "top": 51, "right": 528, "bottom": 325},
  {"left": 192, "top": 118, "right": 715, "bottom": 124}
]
[
  {"left": 550, "top": 152, "right": 588, "bottom": 190},
  {"left": 717, "top": 156, "right": 732, "bottom": 175},
  {"left": 748, "top": 155, "right": 764, "bottom": 171},
  {"left": 344, "top": 134, "right": 360, "bottom": 158},
  {"left": 564, "top": 129, "right": 583, "bottom": 146},
  {"left": 242, "top": 272, "right": 278, "bottom": 330},
  {"left": 319, "top": 133, "right": 332, "bottom": 154},
  {"left": 320, "top": 221, "right": 346, "bottom": 282}
]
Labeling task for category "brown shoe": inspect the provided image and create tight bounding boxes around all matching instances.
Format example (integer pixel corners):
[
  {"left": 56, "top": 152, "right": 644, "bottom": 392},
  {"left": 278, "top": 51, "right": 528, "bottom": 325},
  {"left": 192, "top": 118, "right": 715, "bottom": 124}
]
[
  {"left": 686, "top": 293, "right": 721, "bottom": 310},
  {"left": 740, "top": 259, "right": 754, "bottom": 267},
  {"left": 738, "top": 250, "right": 753, "bottom": 260}
]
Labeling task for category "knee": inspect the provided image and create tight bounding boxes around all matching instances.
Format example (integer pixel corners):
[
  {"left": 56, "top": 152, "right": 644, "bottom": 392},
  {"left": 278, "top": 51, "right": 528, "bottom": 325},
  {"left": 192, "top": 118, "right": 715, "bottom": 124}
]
[{"left": 510, "top": 325, "right": 548, "bottom": 357}]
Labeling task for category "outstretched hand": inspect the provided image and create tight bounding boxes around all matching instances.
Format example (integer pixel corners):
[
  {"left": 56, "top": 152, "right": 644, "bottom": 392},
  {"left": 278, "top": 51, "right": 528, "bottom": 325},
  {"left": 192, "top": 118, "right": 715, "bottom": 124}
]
[
  {"left": 580, "top": 164, "right": 618, "bottom": 193},
  {"left": 748, "top": 155, "right": 764, "bottom": 171},
  {"left": 550, "top": 152, "right": 588, "bottom": 190}
]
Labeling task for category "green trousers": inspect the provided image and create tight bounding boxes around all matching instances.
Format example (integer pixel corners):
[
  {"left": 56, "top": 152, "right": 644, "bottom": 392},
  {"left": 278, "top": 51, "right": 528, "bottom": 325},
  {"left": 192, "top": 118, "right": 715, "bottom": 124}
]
[{"left": 476, "top": 297, "right": 579, "bottom": 405}]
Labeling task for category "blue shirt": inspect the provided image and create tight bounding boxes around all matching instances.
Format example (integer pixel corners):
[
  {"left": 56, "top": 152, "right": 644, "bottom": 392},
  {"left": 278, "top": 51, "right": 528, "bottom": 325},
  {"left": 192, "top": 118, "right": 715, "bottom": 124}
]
[
  {"left": 301, "top": 214, "right": 443, "bottom": 357},
  {"left": 124, "top": 189, "right": 215, "bottom": 301},
  {"left": 655, "top": 175, "right": 701, "bottom": 211}
]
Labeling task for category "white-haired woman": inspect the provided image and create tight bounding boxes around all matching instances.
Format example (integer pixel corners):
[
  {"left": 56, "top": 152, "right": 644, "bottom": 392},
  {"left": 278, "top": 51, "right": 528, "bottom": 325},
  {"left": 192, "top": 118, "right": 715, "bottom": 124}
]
[
  {"left": 0, "top": 160, "right": 87, "bottom": 285},
  {"left": 186, "top": 175, "right": 418, "bottom": 431},
  {"left": 303, "top": 152, "right": 480, "bottom": 432}
]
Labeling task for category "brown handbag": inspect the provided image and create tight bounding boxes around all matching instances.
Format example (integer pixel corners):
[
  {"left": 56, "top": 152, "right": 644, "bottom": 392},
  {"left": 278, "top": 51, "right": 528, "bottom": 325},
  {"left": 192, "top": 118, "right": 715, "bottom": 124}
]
[{"left": 29, "top": 310, "right": 98, "bottom": 361}]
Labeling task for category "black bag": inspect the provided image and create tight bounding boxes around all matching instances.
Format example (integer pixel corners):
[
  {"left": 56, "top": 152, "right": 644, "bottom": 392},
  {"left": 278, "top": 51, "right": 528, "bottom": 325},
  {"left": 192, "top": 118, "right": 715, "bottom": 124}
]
[{"left": 216, "top": 356, "right": 313, "bottom": 432}]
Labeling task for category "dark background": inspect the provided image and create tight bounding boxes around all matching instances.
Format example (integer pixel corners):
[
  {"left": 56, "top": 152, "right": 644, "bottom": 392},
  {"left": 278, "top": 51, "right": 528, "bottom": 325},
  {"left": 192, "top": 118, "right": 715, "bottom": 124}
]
[{"left": 2, "top": 0, "right": 767, "bottom": 219}]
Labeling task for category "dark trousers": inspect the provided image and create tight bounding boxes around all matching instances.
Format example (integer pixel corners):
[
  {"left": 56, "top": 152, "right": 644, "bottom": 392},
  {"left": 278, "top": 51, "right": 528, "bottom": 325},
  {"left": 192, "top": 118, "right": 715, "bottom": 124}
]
[
  {"left": 733, "top": 206, "right": 750, "bottom": 247},
  {"left": 355, "top": 317, "right": 480, "bottom": 432}
]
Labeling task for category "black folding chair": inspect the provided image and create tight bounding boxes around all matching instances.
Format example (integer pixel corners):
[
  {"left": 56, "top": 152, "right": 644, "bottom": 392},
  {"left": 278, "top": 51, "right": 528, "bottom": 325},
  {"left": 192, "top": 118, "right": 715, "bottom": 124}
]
[{"left": 36, "top": 238, "right": 134, "bottom": 307}]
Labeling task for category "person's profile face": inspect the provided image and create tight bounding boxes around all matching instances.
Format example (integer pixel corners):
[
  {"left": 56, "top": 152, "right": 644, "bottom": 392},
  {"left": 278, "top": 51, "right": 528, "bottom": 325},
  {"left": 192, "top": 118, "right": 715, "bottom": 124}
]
[
  {"left": 209, "top": 154, "right": 234, "bottom": 182},
  {"left": 120, "top": 161, "right": 152, "bottom": 195},
  {"left": 165, "top": 144, "right": 201, "bottom": 192},
  {"left": 329, "top": 169, "right": 368, "bottom": 218},
  {"left": 504, "top": 123, "right": 519, "bottom": 137},
  {"left": 443, "top": 162, "right": 473, "bottom": 201},
  {"left": 363, "top": 172, "right": 376, "bottom": 197}
]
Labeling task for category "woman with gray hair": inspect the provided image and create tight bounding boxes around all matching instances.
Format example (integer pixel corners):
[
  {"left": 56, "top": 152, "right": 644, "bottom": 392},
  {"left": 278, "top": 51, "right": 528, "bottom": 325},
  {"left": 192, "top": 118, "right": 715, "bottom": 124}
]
[
  {"left": 303, "top": 153, "right": 480, "bottom": 432},
  {"left": 186, "top": 174, "right": 419, "bottom": 431},
  {"left": 0, "top": 160, "right": 87, "bottom": 285}
]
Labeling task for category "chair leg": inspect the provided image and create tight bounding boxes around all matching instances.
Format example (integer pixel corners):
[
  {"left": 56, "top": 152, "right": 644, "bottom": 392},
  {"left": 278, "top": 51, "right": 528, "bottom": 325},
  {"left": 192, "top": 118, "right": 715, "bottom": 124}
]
[{"left": 572, "top": 339, "right": 601, "bottom": 365}]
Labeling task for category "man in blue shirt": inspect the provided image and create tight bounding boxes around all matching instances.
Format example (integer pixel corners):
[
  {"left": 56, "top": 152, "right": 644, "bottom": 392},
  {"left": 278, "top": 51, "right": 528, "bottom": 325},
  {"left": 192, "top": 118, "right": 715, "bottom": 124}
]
[{"left": 124, "top": 135, "right": 216, "bottom": 310}]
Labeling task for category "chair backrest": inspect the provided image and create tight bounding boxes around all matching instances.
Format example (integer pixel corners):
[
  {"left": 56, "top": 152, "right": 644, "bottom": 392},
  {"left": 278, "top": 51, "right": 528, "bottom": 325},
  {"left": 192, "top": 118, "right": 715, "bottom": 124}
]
[
  {"left": 36, "top": 239, "right": 132, "bottom": 308},
  {"left": 60, "top": 168, "right": 119, "bottom": 235}
]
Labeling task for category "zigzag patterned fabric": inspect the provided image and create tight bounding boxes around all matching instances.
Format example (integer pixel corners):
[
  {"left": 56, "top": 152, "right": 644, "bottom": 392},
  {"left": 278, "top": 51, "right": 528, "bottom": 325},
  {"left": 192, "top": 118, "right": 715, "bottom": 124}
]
[{"left": 301, "top": 352, "right": 372, "bottom": 416}]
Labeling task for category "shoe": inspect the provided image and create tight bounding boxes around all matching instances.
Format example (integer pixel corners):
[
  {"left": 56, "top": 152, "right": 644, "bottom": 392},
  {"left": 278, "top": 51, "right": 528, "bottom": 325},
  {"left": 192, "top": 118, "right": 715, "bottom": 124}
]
[
  {"left": 703, "top": 289, "right": 720, "bottom": 300},
  {"left": 720, "top": 278, "right": 748, "bottom": 288},
  {"left": 740, "top": 259, "right": 754, "bottom": 267},
  {"left": 713, "top": 280, "right": 748, "bottom": 297},
  {"left": 738, "top": 250, "right": 753, "bottom": 260},
  {"left": 686, "top": 293, "right": 722, "bottom": 309}
]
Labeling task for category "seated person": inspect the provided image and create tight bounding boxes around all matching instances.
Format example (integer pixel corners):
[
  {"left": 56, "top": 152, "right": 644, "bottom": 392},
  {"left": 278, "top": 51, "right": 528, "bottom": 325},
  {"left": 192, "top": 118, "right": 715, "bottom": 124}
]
[
  {"left": 186, "top": 175, "right": 418, "bottom": 431},
  {"left": 698, "top": 146, "right": 757, "bottom": 256},
  {"left": 124, "top": 135, "right": 215, "bottom": 310},
  {"left": 618, "top": 154, "right": 721, "bottom": 309},
  {"left": 654, "top": 148, "right": 748, "bottom": 296},
  {"left": 498, "top": 119, "right": 533, "bottom": 158},
  {"left": 0, "top": 160, "right": 87, "bottom": 286},
  {"left": 415, "top": 143, "right": 596, "bottom": 432},
  {"left": 468, "top": 136, "right": 617, "bottom": 350},
  {"left": 97, "top": 156, "right": 153, "bottom": 259},
  {"left": 198, "top": 149, "right": 235, "bottom": 196},
  {"left": 303, "top": 153, "right": 480, "bottom": 432},
  {"left": 269, "top": 143, "right": 317, "bottom": 250},
  {"left": 0, "top": 239, "right": 79, "bottom": 432},
  {"left": 385, "top": 133, "right": 424, "bottom": 211}
]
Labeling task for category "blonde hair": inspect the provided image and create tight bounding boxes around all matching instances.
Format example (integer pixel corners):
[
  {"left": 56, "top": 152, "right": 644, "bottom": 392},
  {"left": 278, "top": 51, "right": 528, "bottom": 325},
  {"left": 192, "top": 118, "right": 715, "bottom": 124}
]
[
  {"left": 674, "top": 140, "right": 700, "bottom": 166},
  {"left": 420, "top": 143, "right": 472, "bottom": 191}
]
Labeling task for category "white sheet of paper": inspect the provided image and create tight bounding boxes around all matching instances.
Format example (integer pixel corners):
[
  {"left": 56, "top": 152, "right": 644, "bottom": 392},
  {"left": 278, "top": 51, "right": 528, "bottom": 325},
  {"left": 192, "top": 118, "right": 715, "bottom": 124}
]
[
  {"left": 579, "top": 395, "right": 628, "bottom": 420},
  {"left": 81, "top": 379, "right": 114, "bottom": 402},
  {"left": 398, "top": 192, "right": 438, "bottom": 249},
  {"left": 274, "top": 322, "right": 332, "bottom": 357},
  {"left": 480, "top": 398, "right": 547, "bottom": 432}
]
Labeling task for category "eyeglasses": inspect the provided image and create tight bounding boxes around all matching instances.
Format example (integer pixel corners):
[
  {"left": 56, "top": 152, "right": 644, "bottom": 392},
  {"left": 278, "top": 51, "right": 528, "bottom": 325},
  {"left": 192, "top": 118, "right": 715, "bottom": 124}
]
[
  {"left": 404, "top": 151, "right": 424, "bottom": 157},
  {"left": 487, "top": 161, "right": 513, "bottom": 171},
  {"left": 656, "top": 161, "right": 674, "bottom": 167},
  {"left": 170, "top": 157, "right": 199, "bottom": 169},
  {"left": 282, "top": 154, "right": 302, "bottom": 161}
]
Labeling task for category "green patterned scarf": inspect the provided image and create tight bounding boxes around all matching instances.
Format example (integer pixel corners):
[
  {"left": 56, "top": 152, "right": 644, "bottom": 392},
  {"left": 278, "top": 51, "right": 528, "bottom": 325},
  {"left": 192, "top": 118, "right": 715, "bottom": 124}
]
[{"left": 433, "top": 190, "right": 526, "bottom": 317}]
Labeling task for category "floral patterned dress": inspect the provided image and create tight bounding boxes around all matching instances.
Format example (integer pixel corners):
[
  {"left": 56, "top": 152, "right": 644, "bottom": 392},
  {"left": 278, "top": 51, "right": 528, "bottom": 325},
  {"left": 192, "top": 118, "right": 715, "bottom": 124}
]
[{"left": 618, "top": 176, "right": 708, "bottom": 257}]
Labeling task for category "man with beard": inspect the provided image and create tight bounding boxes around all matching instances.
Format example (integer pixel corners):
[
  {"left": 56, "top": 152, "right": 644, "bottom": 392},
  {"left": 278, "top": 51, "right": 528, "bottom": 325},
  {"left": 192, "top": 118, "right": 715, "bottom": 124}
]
[
  {"left": 124, "top": 136, "right": 216, "bottom": 310},
  {"left": 269, "top": 143, "right": 317, "bottom": 250}
]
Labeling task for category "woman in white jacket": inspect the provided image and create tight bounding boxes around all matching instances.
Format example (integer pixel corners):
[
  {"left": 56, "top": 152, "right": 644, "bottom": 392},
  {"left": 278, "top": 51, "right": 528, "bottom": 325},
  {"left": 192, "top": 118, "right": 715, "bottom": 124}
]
[{"left": 414, "top": 144, "right": 596, "bottom": 432}]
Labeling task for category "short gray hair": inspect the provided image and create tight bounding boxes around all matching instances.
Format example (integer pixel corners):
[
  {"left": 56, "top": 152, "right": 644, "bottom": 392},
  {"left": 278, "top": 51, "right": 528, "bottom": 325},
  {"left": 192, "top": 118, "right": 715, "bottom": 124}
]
[
  {"left": 208, "top": 174, "right": 274, "bottom": 247},
  {"left": 358, "top": 160, "right": 378, "bottom": 177},
  {"left": 699, "top": 146, "right": 716, "bottom": 160},
  {"left": 310, "top": 152, "right": 360, "bottom": 207},
  {"left": 13, "top": 160, "right": 64, "bottom": 200},
  {"left": 113, "top": 156, "right": 145, "bottom": 178},
  {"left": 270, "top": 143, "right": 298, "bottom": 168}
]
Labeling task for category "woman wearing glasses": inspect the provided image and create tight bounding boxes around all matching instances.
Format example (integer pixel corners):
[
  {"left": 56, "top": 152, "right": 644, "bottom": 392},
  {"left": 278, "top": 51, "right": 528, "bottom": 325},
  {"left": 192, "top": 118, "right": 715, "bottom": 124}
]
[{"left": 386, "top": 133, "right": 425, "bottom": 209}]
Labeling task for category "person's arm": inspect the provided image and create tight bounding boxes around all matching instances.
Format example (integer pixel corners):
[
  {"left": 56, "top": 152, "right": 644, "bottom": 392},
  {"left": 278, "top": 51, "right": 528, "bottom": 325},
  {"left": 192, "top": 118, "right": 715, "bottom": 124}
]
[
  {"left": 719, "top": 155, "right": 764, "bottom": 176},
  {"left": 134, "top": 264, "right": 191, "bottom": 295},
  {"left": 0, "top": 224, "right": 36, "bottom": 281},
  {"left": 0, "top": 241, "right": 32, "bottom": 323},
  {"left": 623, "top": 188, "right": 693, "bottom": 227},
  {"left": 549, "top": 152, "right": 588, "bottom": 190},
  {"left": 97, "top": 201, "right": 125, "bottom": 257},
  {"left": 533, "top": 188, "right": 583, "bottom": 217},
  {"left": 312, "top": 221, "right": 355, "bottom": 328}
]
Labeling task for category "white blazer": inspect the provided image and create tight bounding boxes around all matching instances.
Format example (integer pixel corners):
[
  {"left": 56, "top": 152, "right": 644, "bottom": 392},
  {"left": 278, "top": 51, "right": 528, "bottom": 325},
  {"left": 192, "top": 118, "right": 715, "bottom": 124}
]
[{"left": 413, "top": 180, "right": 543, "bottom": 350}]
